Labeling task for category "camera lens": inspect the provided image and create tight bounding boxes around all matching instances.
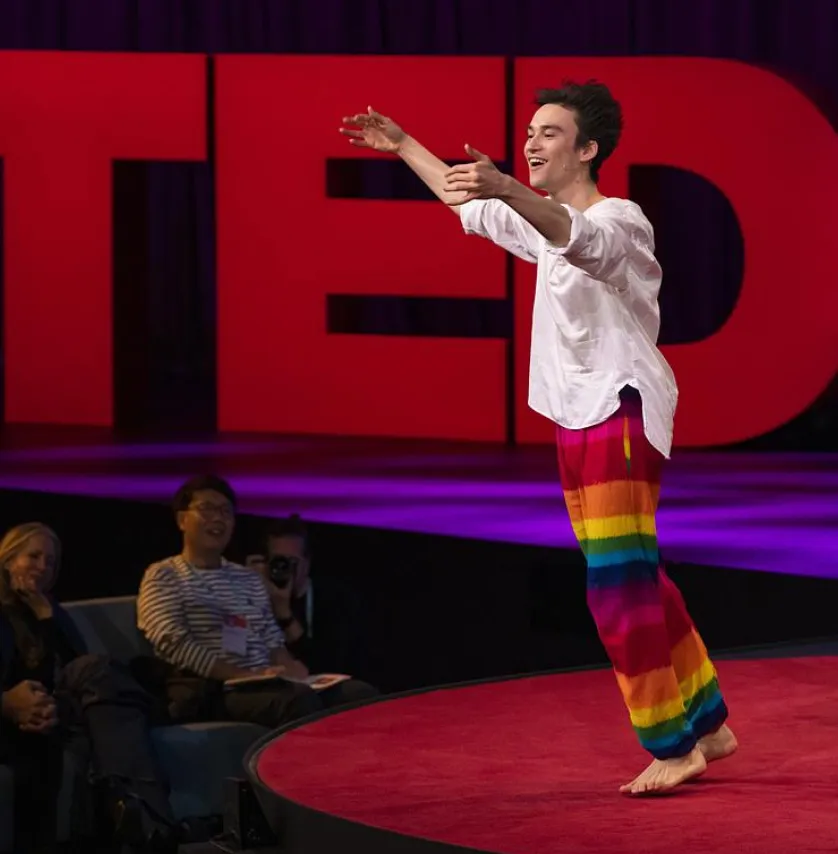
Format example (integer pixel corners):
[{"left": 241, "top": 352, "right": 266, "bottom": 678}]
[{"left": 268, "top": 554, "right": 298, "bottom": 587}]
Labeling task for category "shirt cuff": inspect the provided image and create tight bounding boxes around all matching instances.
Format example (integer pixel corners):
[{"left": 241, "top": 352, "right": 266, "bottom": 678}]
[
  {"left": 458, "top": 199, "right": 485, "bottom": 235},
  {"left": 545, "top": 204, "right": 584, "bottom": 255}
]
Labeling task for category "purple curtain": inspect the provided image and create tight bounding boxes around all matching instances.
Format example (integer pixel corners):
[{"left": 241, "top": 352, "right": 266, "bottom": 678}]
[{"left": 0, "top": 0, "right": 835, "bottom": 448}]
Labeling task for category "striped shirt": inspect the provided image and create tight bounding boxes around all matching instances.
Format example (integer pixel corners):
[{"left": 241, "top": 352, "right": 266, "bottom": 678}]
[{"left": 137, "top": 555, "right": 285, "bottom": 678}]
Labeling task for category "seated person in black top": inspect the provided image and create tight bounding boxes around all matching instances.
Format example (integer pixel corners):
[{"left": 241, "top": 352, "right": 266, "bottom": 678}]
[
  {"left": 0, "top": 523, "right": 177, "bottom": 854},
  {"left": 247, "top": 514, "right": 372, "bottom": 679}
]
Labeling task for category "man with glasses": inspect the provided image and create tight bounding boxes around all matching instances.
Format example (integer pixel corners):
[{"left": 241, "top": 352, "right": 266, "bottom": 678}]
[{"left": 137, "top": 475, "right": 375, "bottom": 727}]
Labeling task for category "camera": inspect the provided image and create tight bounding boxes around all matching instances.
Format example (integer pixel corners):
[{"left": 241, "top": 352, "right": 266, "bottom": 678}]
[{"left": 268, "top": 554, "right": 298, "bottom": 589}]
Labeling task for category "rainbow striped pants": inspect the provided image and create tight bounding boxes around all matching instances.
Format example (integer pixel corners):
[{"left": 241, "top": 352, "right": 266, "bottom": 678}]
[{"left": 556, "top": 387, "right": 728, "bottom": 759}]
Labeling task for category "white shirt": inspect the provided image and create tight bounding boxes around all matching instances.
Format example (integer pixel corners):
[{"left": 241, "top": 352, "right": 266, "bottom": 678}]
[
  {"left": 137, "top": 555, "right": 284, "bottom": 678},
  {"left": 460, "top": 197, "right": 678, "bottom": 458}
]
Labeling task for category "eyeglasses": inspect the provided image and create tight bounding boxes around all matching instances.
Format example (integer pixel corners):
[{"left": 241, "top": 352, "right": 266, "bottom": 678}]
[{"left": 189, "top": 502, "right": 234, "bottom": 520}]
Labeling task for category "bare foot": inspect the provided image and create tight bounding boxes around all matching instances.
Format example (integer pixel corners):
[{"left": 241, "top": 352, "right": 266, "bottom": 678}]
[
  {"left": 698, "top": 724, "right": 738, "bottom": 763},
  {"left": 619, "top": 746, "right": 707, "bottom": 795}
]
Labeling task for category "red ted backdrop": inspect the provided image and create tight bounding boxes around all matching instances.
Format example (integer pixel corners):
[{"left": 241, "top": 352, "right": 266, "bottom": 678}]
[{"left": 1, "top": 49, "right": 837, "bottom": 448}]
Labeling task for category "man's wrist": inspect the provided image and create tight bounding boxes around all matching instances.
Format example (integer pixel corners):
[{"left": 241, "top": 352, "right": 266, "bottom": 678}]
[
  {"left": 271, "top": 598, "right": 293, "bottom": 619},
  {"left": 495, "top": 172, "right": 520, "bottom": 202},
  {"left": 277, "top": 613, "right": 296, "bottom": 630},
  {"left": 395, "top": 134, "right": 415, "bottom": 158}
]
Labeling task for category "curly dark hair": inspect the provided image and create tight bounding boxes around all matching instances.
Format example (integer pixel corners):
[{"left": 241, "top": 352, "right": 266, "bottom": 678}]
[{"left": 535, "top": 80, "right": 623, "bottom": 182}]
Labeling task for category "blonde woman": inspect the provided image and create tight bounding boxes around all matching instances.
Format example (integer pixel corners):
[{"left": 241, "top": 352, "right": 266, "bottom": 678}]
[
  {"left": 0, "top": 523, "right": 178, "bottom": 853},
  {"left": 0, "top": 522, "right": 74, "bottom": 853}
]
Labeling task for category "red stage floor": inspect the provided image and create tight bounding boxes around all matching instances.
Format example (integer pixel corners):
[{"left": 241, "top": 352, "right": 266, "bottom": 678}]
[{"left": 255, "top": 656, "right": 838, "bottom": 854}]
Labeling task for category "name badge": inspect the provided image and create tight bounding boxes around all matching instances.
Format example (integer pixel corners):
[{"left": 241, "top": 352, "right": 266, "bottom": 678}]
[{"left": 221, "top": 614, "right": 248, "bottom": 656}]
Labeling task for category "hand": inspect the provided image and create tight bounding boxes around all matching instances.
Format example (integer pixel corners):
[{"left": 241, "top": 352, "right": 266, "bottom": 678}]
[
  {"left": 264, "top": 657, "right": 308, "bottom": 680},
  {"left": 19, "top": 591, "right": 53, "bottom": 620},
  {"left": 443, "top": 144, "right": 508, "bottom": 204},
  {"left": 10, "top": 572, "right": 53, "bottom": 619},
  {"left": 1, "top": 680, "right": 57, "bottom": 732},
  {"left": 246, "top": 554, "right": 293, "bottom": 610},
  {"left": 244, "top": 555, "right": 267, "bottom": 571},
  {"left": 259, "top": 666, "right": 287, "bottom": 677},
  {"left": 21, "top": 701, "right": 59, "bottom": 734},
  {"left": 339, "top": 107, "right": 406, "bottom": 153},
  {"left": 282, "top": 660, "right": 310, "bottom": 681}
]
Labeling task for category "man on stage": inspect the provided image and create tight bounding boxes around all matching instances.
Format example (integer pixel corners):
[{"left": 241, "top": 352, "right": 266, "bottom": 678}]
[{"left": 339, "top": 80, "right": 737, "bottom": 795}]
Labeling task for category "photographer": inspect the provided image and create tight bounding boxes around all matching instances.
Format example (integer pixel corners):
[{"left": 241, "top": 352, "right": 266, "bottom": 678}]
[
  {"left": 248, "top": 516, "right": 371, "bottom": 680},
  {"left": 245, "top": 515, "right": 311, "bottom": 659}
]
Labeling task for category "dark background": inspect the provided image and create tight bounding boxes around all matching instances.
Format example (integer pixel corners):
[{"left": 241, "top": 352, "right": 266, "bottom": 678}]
[
  {"left": 0, "top": 0, "right": 835, "bottom": 448},
  {"left": 3, "top": 485, "right": 836, "bottom": 692}
]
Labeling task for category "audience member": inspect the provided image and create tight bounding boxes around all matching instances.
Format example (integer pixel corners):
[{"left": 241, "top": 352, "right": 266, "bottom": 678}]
[
  {"left": 0, "top": 523, "right": 177, "bottom": 854},
  {"left": 136, "top": 475, "right": 377, "bottom": 730},
  {"left": 247, "top": 514, "right": 370, "bottom": 676}
]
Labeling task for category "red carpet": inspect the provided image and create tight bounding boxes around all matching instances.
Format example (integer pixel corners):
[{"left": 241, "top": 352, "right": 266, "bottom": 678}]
[{"left": 257, "top": 657, "right": 838, "bottom": 853}]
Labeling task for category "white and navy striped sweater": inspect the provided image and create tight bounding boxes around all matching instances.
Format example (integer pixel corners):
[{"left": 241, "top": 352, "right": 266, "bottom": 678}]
[{"left": 137, "top": 555, "right": 285, "bottom": 678}]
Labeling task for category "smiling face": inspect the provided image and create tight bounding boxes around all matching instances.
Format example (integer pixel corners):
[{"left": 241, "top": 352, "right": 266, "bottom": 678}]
[
  {"left": 178, "top": 488, "right": 235, "bottom": 557},
  {"left": 524, "top": 103, "right": 597, "bottom": 195},
  {"left": 6, "top": 532, "right": 58, "bottom": 595}
]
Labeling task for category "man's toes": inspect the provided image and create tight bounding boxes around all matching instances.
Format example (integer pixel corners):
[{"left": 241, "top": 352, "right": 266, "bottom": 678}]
[{"left": 620, "top": 774, "right": 642, "bottom": 793}]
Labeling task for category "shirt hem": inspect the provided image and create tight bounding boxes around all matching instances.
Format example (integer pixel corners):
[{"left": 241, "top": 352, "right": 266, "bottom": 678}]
[{"left": 528, "top": 397, "right": 673, "bottom": 460}]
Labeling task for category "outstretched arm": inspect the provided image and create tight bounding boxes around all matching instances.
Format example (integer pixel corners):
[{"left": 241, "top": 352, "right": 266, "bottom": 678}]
[
  {"left": 398, "top": 136, "right": 470, "bottom": 212},
  {"left": 339, "top": 108, "right": 469, "bottom": 212},
  {"left": 339, "top": 108, "right": 540, "bottom": 262},
  {"left": 493, "top": 179, "right": 572, "bottom": 247},
  {"left": 444, "top": 148, "right": 572, "bottom": 244},
  {"left": 445, "top": 149, "right": 647, "bottom": 287}
]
